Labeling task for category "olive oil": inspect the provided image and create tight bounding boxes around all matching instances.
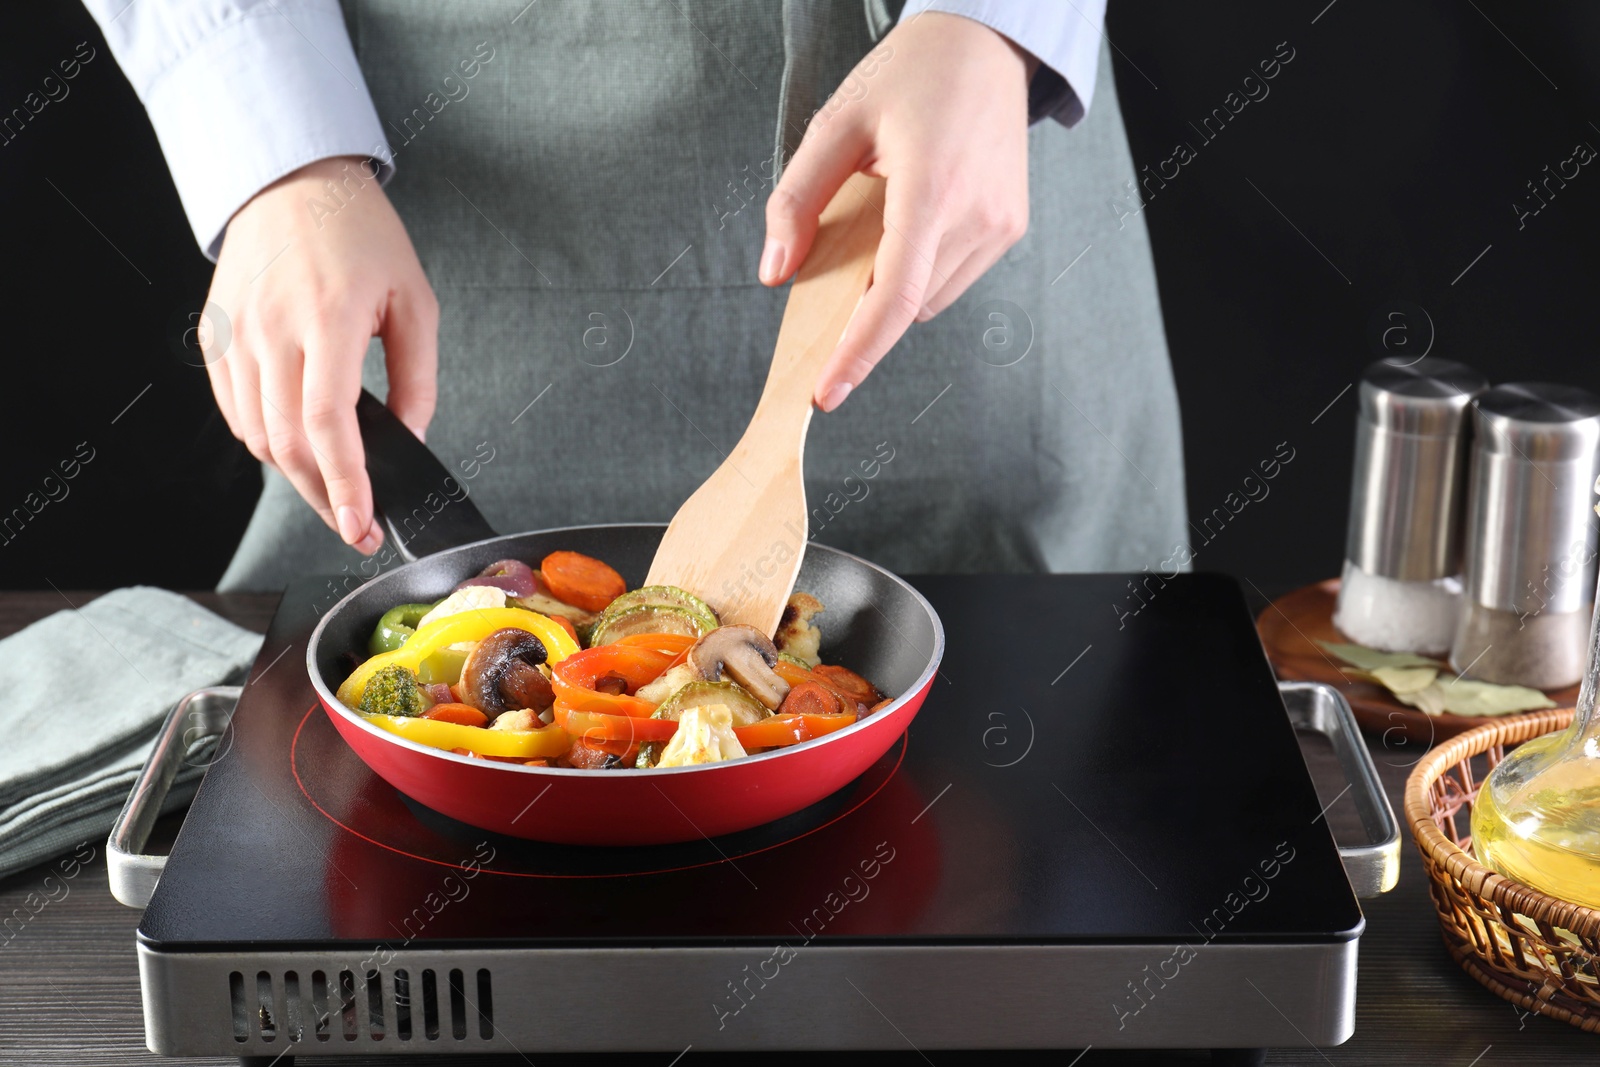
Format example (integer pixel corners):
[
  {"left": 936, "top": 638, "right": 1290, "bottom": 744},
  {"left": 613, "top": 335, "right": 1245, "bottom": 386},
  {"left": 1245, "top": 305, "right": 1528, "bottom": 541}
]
[{"left": 1471, "top": 733, "right": 1600, "bottom": 910}]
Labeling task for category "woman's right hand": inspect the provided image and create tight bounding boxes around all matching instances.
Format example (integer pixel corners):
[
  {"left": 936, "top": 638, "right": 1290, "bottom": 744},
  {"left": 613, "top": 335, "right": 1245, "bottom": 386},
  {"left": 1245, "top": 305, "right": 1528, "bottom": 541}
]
[{"left": 200, "top": 156, "right": 439, "bottom": 554}]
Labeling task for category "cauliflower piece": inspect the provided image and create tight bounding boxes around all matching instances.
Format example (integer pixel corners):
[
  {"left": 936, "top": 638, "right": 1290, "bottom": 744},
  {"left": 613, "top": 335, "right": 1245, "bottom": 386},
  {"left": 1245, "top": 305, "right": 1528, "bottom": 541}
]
[
  {"left": 417, "top": 585, "right": 507, "bottom": 630},
  {"left": 656, "top": 705, "right": 747, "bottom": 768},
  {"left": 489, "top": 708, "right": 540, "bottom": 731},
  {"left": 634, "top": 661, "right": 699, "bottom": 706},
  {"left": 774, "top": 592, "right": 824, "bottom": 668}
]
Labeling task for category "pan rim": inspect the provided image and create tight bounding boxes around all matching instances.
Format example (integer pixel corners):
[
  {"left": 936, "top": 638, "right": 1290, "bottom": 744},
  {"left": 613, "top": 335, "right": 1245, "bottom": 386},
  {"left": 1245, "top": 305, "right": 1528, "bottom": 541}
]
[{"left": 303, "top": 522, "right": 945, "bottom": 777}]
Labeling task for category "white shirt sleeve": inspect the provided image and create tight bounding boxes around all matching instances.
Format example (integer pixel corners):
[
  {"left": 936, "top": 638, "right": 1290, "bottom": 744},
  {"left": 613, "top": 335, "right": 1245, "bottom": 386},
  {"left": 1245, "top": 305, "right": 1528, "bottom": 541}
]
[
  {"left": 897, "top": 0, "right": 1108, "bottom": 127},
  {"left": 82, "top": 0, "right": 394, "bottom": 260}
]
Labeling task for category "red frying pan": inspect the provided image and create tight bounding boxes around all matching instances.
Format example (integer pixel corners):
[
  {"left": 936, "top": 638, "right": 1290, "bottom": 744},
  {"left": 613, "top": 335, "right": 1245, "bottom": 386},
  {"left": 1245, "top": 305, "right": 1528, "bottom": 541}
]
[{"left": 304, "top": 392, "right": 944, "bottom": 846}]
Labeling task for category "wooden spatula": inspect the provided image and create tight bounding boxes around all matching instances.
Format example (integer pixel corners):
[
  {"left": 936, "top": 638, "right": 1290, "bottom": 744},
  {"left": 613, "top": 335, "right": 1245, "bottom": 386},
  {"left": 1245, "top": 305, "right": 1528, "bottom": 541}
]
[{"left": 646, "top": 173, "right": 887, "bottom": 636}]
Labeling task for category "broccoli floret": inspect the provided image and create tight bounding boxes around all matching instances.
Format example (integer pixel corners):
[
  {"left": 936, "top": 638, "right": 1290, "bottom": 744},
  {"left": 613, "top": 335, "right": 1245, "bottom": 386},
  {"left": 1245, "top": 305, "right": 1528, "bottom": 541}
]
[{"left": 359, "top": 664, "right": 426, "bottom": 717}]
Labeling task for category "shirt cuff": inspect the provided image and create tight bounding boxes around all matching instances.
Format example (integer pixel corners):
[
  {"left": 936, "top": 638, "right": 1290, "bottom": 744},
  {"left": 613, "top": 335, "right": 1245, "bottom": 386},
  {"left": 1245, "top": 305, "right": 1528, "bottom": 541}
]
[
  {"left": 897, "top": 0, "right": 1107, "bottom": 127},
  {"left": 114, "top": 2, "right": 393, "bottom": 259}
]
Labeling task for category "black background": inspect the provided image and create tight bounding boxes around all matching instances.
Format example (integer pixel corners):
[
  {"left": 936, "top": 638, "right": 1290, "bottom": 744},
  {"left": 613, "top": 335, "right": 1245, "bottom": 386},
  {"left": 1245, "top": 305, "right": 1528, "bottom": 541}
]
[{"left": 2, "top": 1, "right": 1598, "bottom": 596}]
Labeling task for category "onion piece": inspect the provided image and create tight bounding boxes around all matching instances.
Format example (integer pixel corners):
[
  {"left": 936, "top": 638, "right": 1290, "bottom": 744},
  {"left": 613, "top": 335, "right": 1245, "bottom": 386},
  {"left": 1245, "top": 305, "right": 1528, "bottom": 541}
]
[{"left": 455, "top": 558, "right": 538, "bottom": 597}]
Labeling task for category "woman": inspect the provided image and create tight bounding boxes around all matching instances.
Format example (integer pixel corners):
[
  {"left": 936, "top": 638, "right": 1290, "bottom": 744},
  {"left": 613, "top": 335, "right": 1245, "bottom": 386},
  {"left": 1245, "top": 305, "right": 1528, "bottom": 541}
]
[{"left": 86, "top": 0, "right": 1185, "bottom": 590}]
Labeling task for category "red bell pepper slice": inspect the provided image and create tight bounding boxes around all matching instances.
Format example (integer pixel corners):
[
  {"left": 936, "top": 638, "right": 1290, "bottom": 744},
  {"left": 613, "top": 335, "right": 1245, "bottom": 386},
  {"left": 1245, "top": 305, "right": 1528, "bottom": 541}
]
[
  {"left": 734, "top": 711, "right": 856, "bottom": 749},
  {"left": 551, "top": 644, "right": 676, "bottom": 717}
]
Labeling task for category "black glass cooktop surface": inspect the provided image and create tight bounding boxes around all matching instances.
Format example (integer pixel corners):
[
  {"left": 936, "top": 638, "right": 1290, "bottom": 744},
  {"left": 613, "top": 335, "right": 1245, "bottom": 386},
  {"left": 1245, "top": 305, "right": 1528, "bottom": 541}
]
[{"left": 139, "top": 573, "right": 1362, "bottom": 951}]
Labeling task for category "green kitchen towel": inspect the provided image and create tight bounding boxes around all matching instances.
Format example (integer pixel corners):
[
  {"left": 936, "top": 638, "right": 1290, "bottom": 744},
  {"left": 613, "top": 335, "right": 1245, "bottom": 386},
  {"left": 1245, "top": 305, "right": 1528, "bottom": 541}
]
[{"left": 0, "top": 587, "right": 261, "bottom": 881}]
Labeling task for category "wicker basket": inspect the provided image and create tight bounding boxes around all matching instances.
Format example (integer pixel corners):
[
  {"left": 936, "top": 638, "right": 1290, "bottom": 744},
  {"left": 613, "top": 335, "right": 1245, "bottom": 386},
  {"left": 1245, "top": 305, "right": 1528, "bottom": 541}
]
[{"left": 1405, "top": 707, "right": 1600, "bottom": 1030}]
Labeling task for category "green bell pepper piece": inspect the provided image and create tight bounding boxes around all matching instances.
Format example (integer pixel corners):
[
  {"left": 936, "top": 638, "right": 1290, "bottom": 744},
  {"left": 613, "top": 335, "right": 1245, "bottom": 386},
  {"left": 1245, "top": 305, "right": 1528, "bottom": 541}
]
[{"left": 368, "top": 602, "right": 439, "bottom": 655}]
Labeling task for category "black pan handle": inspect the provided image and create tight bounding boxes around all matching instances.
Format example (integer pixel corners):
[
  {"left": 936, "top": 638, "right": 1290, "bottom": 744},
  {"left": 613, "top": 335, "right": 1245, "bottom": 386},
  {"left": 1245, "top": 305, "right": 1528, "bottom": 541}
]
[{"left": 356, "top": 388, "right": 499, "bottom": 561}]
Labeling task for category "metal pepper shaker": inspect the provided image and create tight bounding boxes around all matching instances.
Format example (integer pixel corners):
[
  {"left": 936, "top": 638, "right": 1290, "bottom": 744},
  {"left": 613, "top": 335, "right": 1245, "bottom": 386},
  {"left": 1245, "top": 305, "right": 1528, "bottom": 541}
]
[
  {"left": 1450, "top": 383, "right": 1600, "bottom": 688},
  {"left": 1333, "top": 357, "right": 1488, "bottom": 653}
]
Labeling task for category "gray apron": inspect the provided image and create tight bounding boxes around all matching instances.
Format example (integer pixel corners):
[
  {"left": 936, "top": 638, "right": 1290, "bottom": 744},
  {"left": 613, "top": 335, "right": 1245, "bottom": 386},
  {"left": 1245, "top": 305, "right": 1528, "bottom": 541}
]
[{"left": 218, "top": 0, "right": 1187, "bottom": 592}]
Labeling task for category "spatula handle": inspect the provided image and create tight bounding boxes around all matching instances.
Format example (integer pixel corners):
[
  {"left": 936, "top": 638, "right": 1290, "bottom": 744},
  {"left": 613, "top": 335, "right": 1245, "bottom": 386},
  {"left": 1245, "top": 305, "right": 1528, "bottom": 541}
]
[{"left": 755, "top": 174, "right": 887, "bottom": 428}]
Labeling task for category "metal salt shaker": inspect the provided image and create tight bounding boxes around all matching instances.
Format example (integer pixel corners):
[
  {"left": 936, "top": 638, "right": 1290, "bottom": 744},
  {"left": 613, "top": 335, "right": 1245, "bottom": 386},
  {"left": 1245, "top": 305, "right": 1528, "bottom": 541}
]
[
  {"left": 1459, "top": 388, "right": 1600, "bottom": 687},
  {"left": 1451, "top": 383, "right": 1600, "bottom": 689},
  {"left": 1334, "top": 357, "right": 1488, "bottom": 654}
]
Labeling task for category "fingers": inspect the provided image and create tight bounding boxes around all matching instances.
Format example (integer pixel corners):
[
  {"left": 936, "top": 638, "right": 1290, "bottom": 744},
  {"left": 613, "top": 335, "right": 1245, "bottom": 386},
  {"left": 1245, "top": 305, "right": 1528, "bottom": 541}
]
[
  {"left": 918, "top": 240, "right": 1004, "bottom": 321},
  {"left": 205, "top": 343, "right": 239, "bottom": 438},
  {"left": 762, "top": 117, "right": 872, "bottom": 286},
  {"left": 303, "top": 312, "right": 383, "bottom": 552},
  {"left": 915, "top": 229, "right": 984, "bottom": 322},
  {"left": 225, "top": 345, "right": 271, "bottom": 466},
  {"left": 256, "top": 340, "right": 334, "bottom": 529},
  {"left": 380, "top": 282, "right": 440, "bottom": 442},
  {"left": 813, "top": 175, "right": 942, "bottom": 411}
]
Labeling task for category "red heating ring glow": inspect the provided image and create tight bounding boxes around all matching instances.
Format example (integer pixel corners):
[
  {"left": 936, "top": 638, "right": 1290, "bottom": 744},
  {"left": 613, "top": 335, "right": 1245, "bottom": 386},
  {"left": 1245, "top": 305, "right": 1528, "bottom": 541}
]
[{"left": 291, "top": 703, "right": 907, "bottom": 879}]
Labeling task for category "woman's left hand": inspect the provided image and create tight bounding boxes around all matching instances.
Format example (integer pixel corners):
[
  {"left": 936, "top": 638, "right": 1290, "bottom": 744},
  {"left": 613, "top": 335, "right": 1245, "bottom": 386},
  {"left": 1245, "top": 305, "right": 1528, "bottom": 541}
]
[{"left": 761, "top": 11, "right": 1038, "bottom": 412}]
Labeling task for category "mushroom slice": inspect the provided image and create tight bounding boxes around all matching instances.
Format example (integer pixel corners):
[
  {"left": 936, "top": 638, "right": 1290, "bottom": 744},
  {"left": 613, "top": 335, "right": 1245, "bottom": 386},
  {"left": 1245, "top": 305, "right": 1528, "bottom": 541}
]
[
  {"left": 459, "top": 627, "right": 553, "bottom": 720},
  {"left": 686, "top": 625, "right": 791, "bottom": 710}
]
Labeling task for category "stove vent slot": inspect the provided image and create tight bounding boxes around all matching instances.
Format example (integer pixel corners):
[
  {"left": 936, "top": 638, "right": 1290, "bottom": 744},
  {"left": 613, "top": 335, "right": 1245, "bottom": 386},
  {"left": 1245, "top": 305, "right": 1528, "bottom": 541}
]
[
  {"left": 312, "top": 969, "right": 331, "bottom": 1040},
  {"left": 282, "top": 970, "right": 304, "bottom": 1041},
  {"left": 394, "top": 968, "right": 413, "bottom": 1039},
  {"left": 421, "top": 967, "right": 440, "bottom": 1039},
  {"left": 477, "top": 967, "right": 495, "bottom": 1039},
  {"left": 228, "top": 972, "right": 247, "bottom": 1043},
  {"left": 222, "top": 964, "right": 493, "bottom": 1046},
  {"left": 448, "top": 968, "right": 468, "bottom": 1039}
]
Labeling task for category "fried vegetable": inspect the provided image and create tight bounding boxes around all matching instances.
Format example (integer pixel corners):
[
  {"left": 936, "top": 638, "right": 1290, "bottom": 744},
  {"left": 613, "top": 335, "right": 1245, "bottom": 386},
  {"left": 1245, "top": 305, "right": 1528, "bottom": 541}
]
[
  {"left": 368, "top": 602, "right": 438, "bottom": 655},
  {"left": 357, "top": 664, "right": 427, "bottom": 717},
  {"left": 654, "top": 680, "right": 769, "bottom": 727},
  {"left": 773, "top": 592, "right": 824, "bottom": 668},
  {"left": 587, "top": 586, "right": 718, "bottom": 645},
  {"left": 734, "top": 711, "right": 856, "bottom": 749},
  {"left": 598, "top": 585, "right": 718, "bottom": 628},
  {"left": 686, "top": 625, "right": 790, "bottom": 710},
  {"left": 811, "top": 664, "right": 881, "bottom": 709},
  {"left": 637, "top": 680, "right": 768, "bottom": 769},
  {"left": 457, "top": 559, "right": 539, "bottom": 597},
  {"left": 587, "top": 604, "right": 714, "bottom": 646},
  {"left": 338, "top": 607, "right": 579, "bottom": 709},
  {"left": 416, "top": 585, "right": 508, "bottom": 629},
  {"left": 632, "top": 661, "right": 700, "bottom": 706},
  {"left": 778, "top": 681, "right": 842, "bottom": 718},
  {"left": 364, "top": 713, "right": 571, "bottom": 758},
  {"left": 459, "top": 628, "right": 553, "bottom": 718},
  {"left": 540, "top": 551, "right": 628, "bottom": 613},
  {"left": 654, "top": 705, "right": 747, "bottom": 768}
]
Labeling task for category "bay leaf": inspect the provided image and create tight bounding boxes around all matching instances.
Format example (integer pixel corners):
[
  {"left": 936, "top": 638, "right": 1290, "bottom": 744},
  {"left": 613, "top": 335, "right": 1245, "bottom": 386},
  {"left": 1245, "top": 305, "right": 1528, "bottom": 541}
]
[
  {"left": 1391, "top": 682, "right": 1450, "bottom": 716},
  {"left": 1370, "top": 666, "right": 1439, "bottom": 694},
  {"left": 1317, "top": 641, "right": 1445, "bottom": 672},
  {"left": 1435, "top": 677, "right": 1556, "bottom": 717}
]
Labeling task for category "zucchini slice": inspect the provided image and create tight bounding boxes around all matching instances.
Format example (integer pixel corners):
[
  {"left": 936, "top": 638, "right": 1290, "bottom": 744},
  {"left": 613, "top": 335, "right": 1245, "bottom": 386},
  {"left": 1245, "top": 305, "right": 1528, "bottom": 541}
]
[
  {"left": 587, "top": 604, "right": 713, "bottom": 646},
  {"left": 599, "top": 586, "right": 717, "bottom": 629},
  {"left": 654, "top": 680, "right": 769, "bottom": 726}
]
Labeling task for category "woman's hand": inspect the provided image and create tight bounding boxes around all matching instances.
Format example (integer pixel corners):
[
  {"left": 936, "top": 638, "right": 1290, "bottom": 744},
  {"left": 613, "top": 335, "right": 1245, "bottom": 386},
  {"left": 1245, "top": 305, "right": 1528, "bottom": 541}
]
[
  {"left": 761, "top": 12, "right": 1037, "bottom": 411},
  {"left": 202, "top": 156, "right": 439, "bottom": 554}
]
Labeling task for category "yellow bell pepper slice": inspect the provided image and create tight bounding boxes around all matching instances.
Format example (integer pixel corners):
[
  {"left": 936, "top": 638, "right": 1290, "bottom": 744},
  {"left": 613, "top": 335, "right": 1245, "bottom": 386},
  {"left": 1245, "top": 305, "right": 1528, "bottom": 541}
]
[
  {"left": 363, "top": 714, "right": 573, "bottom": 758},
  {"left": 337, "top": 607, "right": 580, "bottom": 708}
]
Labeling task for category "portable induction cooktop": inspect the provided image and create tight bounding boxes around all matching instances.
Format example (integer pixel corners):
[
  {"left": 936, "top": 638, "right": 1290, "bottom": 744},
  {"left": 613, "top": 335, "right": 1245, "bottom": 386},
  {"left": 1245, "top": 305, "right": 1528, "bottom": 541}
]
[{"left": 113, "top": 572, "right": 1397, "bottom": 1064}]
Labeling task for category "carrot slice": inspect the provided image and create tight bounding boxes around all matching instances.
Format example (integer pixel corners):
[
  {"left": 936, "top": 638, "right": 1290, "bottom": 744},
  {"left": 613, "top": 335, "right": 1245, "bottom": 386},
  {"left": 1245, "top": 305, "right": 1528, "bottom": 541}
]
[
  {"left": 424, "top": 703, "right": 489, "bottom": 728},
  {"left": 540, "top": 551, "right": 627, "bottom": 613},
  {"left": 549, "top": 615, "right": 579, "bottom": 644},
  {"left": 778, "top": 681, "right": 843, "bottom": 718},
  {"left": 811, "top": 664, "right": 880, "bottom": 705},
  {"left": 562, "top": 737, "right": 619, "bottom": 769}
]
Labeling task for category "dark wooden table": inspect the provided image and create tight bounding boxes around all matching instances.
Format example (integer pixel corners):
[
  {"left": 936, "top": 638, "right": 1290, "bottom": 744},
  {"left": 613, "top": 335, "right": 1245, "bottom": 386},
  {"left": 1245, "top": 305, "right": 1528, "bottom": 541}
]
[{"left": 1, "top": 592, "right": 1594, "bottom": 1066}]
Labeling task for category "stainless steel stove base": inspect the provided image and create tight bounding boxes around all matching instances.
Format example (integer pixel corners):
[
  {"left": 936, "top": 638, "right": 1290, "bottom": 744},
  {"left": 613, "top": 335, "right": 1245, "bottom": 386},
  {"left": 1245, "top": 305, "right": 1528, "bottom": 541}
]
[{"left": 140, "top": 938, "right": 1356, "bottom": 1057}]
